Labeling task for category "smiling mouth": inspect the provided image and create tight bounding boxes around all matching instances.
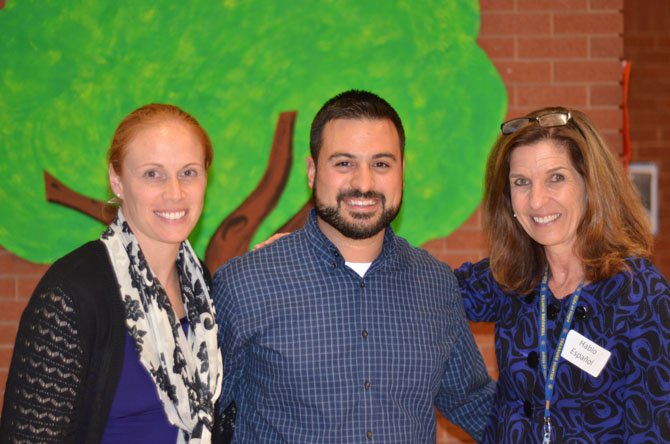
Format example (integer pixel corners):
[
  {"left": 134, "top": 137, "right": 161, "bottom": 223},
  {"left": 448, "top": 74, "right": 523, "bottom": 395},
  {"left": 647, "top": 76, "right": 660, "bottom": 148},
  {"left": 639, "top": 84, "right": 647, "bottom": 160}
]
[
  {"left": 156, "top": 211, "right": 186, "bottom": 220},
  {"left": 533, "top": 214, "right": 560, "bottom": 224},
  {"left": 345, "top": 198, "right": 378, "bottom": 208}
]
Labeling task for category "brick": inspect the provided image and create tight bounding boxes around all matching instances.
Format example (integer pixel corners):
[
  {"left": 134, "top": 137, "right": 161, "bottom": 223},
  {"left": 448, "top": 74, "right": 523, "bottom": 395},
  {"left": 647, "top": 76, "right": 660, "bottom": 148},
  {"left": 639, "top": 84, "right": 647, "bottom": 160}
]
[
  {"left": 505, "top": 106, "right": 541, "bottom": 120},
  {"left": 623, "top": 36, "right": 657, "bottom": 48},
  {"left": 603, "top": 133, "right": 624, "bottom": 155},
  {"left": 477, "top": 36, "right": 515, "bottom": 58},
  {"left": 478, "top": 0, "right": 515, "bottom": 11},
  {"left": 630, "top": 59, "right": 670, "bottom": 73},
  {"left": 0, "top": 279, "right": 14, "bottom": 298},
  {"left": 0, "top": 251, "right": 49, "bottom": 276},
  {"left": 473, "top": 342, "right": 498, "bottom": 374},
  {"left": 496, "top": 61, "right": 552, "bottom": 83},
  {"left": 0, "top": 301, "right": 28, "bottom": 322},
  {"left": 517, "top": 85, "right": 588, "bottom": 106},
  {"left": 590, "top": 0, "right": 624, "bottom": 9},
  {"left": 16, "top": 276, "right": 40, "bottom": 299},
  {"left": 591, "top": 36, "right": 624, "bottom": 57},
  {"left": 629, "top": 108, "right": 670, "bottom": 126},
  {"left": 518, "top": 0, "right": 587, "bottom": 9},
  {"left": 0, "top": 347, "right": 13, "bottom": 369},
  {"left": 554, "top": 61, "right": 622, "bottom": 81},
  {"left": 637, "top": 146, "right": 670, "bottom": 159},
  {"left": 592, "top": 84, "right": 623, "bottom": 105},
  {"left": 459, "top": 207, "right": 483, "bottom": 230},
  {"left": 518, "top": 37, "right": 588, "bottom": 58},
  {"left": 629, "top": 127, "right": 660, "bottom": 143},
  {"left": 555, "top": 12, "right": 623, "bottom": 34},
  {"left": 628, "top": 97, "right": 663, "bottom": 111},
  {"left": 470, "top": 321, "right": 495, "bottom": 337},
  {"left": 436, "top": 412, "right": 473, "bottom": 443},
  {"left": 0, "top": 325, "right": 18, "bottom": 349},
  {"left": 480, "top": 13, "right": 551, "bottom": 35},
  {"left": 422, "top": 238, "right": 447, "bottom": 255},
  {"left": 632, "top": 54, "right": 670, "bottom": 66},
  {"left": 434, "top": 253, "right": 488, "bottom": 270},
  {"left": 587, "top": 108, "right": 623, "bottom": 131},
  {"left": 445, "top": 229, "right": 487, "bottom": 251}
]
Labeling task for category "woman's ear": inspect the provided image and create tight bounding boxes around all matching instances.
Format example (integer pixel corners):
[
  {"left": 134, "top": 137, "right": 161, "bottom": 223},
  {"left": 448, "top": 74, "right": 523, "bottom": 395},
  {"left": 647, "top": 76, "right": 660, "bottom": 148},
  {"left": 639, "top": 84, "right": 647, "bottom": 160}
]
[{"left": 109, "top": 164, "right": 123, "bottom": 198}]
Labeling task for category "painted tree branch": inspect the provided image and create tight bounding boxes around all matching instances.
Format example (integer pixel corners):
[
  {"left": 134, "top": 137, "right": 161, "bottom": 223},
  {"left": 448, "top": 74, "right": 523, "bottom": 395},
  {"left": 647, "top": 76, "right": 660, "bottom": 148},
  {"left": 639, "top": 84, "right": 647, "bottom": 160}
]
[
  {"left": 205, "top": 111, "right": 297, "bottom": 271},
  {"left": 44, "top": 171, "right": 113, "bottom": 225}
]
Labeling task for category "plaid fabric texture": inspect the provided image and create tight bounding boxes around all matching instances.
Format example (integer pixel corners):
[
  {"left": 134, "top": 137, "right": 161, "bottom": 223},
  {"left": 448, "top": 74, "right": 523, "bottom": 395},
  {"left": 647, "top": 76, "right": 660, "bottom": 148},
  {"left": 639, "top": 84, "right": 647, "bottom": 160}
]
[{"left": 214, "top": 211, "right": 494, "bottom": 443}]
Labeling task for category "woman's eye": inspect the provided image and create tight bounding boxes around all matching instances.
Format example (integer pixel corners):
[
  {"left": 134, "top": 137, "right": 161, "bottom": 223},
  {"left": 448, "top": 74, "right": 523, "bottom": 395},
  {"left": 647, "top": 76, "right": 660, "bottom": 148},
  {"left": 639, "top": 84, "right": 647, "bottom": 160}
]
[
  {"left": 144, "top": 170, "right": 160, "bottom": 179},
  {"left": 513, "top": 178, "right": 528, "bottom": 186},
  {"left": 550, "top": 173, "right": 565, "bottom": 182},
  {"left": 181, "top": 169, "right": 197, "bottom": 178}
]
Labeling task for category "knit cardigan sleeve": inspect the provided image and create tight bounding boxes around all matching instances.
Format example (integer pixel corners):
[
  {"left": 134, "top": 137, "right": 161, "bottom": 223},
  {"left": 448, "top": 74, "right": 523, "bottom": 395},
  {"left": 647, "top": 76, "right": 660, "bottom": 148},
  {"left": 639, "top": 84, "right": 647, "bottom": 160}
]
[{"left": 0, "top": 286, "right": 87, "bottom": 443}]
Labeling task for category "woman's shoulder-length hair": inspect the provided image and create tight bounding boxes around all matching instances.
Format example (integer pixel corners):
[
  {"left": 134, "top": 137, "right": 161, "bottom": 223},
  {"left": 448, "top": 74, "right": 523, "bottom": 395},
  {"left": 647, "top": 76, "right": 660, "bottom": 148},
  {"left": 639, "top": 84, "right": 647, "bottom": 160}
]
[{"left": 484, "top": 106, "right": 653, "bottom": 294}]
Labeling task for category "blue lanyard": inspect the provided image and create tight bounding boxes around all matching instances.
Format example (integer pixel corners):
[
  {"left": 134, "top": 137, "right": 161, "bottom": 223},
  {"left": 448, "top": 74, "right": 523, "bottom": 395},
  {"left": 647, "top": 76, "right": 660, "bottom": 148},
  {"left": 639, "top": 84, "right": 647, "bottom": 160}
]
[{"left": 538, "top": 268, "right": 583, "bottom": 444}]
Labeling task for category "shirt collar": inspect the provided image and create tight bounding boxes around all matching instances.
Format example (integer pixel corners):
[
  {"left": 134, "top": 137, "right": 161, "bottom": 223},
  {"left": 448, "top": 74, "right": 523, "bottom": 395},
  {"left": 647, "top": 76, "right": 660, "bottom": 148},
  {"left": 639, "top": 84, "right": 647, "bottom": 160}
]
[{"left": 304, "top": 209, "right": 399, "bottom": 272}]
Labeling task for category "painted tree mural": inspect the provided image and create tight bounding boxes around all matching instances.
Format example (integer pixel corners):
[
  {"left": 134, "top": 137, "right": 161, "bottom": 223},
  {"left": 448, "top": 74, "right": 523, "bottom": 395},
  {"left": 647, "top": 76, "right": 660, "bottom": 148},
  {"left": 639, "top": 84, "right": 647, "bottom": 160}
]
[{"left": 0, "top": 0, "right": 506, "bottom": 271}]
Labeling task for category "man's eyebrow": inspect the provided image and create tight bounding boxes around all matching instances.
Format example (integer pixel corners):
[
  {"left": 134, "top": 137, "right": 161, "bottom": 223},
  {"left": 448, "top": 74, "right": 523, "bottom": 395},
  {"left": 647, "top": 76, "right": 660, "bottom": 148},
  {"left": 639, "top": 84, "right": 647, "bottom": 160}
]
[
  {"left": 327, "top": 152, "right": 356, "bottom": 161},
  {"left": 327, "top": 152, "right": 398, "bottom": 161}
]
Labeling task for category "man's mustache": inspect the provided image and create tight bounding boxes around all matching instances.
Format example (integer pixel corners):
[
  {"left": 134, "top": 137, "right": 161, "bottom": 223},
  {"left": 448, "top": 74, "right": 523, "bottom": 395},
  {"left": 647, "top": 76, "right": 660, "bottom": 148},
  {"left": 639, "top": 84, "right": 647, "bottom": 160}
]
[{"left": 336, "top": 190, "right": 386, "bottom": 204}]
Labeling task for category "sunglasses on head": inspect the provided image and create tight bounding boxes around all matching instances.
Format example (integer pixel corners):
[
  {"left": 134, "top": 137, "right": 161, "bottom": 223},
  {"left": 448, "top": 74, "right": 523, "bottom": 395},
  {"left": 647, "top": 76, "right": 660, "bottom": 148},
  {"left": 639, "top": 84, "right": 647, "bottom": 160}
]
[{"left": 500, "top": 111, "right": 572, "bottom": 135}]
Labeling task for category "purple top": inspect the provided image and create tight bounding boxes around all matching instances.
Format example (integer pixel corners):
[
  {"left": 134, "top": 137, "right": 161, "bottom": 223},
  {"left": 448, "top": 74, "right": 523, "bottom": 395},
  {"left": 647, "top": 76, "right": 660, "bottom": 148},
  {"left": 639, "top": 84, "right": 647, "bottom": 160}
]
[{"left": 101, "top": 319, "right": 190, "bottom": 443}]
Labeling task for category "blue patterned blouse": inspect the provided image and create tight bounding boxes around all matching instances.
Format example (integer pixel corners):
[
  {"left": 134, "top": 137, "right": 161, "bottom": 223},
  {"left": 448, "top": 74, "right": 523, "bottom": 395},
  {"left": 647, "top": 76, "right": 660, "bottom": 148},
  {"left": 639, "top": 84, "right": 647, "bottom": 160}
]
[{"left": 456, "top": 257, "right": 670, "bottom": 443}]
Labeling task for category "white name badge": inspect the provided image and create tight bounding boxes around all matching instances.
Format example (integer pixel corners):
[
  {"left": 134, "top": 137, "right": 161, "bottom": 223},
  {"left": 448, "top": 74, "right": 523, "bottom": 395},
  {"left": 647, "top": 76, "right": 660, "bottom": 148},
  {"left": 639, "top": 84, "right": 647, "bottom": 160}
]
[{"left": 560, "top": 329, "right": 611, "bottom": 377}]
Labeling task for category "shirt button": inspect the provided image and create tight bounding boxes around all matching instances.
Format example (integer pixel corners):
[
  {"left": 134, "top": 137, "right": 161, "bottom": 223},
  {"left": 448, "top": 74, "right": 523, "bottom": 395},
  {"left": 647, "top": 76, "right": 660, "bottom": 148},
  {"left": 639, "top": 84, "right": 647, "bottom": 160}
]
[
  {"left": 359, "top": 281, "right": 366, "bottom": 288},
  {"left": 362, "top": 330, "right": 368, "bottom": 338},
  {"left": 331, "top": 262, "right": 336, "bottom": 269},
  {"left": 527, "top": 351, "right": 539, "bottom": 368},
  {"left": 366, "top": 431, "right": 373, "bottom": 439},
  {"left": 524, "top": 401, "right": 533, "bottom": 418},
  {"left": 363, "top": 380, "right": 371, "bottom": 390}
]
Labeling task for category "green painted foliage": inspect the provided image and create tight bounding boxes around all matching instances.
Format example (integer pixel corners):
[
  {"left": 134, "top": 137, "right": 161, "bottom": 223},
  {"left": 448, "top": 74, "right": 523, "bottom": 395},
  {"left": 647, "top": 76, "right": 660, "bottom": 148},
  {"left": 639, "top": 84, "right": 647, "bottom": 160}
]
[{"left": 0, "top": 0, "right": 506, "bottom": 263}]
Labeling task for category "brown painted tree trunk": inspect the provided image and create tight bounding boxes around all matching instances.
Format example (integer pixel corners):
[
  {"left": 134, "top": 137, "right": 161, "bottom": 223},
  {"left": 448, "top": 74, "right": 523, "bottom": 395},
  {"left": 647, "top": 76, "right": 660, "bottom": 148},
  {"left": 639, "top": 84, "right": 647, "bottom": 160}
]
[
  {"left": 204, "top": 111, "right": 297, "bottom": 271},
  {"left": 44, "top": 171, "right": 114, "bottom": 225}
]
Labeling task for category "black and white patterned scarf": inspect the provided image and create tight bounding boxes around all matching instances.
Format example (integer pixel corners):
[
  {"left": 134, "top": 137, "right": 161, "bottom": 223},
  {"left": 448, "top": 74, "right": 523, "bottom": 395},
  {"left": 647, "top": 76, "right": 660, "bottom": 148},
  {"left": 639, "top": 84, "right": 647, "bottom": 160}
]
[{"left": 101, "top": 209, "right": 222, "bottom": 443}]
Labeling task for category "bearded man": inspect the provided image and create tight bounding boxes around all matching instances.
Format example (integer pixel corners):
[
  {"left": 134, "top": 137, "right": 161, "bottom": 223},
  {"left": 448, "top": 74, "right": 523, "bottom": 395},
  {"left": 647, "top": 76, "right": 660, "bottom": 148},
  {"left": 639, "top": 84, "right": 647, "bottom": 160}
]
[{"left": 213, "top": 90, "right": 495, "bottom": 443}]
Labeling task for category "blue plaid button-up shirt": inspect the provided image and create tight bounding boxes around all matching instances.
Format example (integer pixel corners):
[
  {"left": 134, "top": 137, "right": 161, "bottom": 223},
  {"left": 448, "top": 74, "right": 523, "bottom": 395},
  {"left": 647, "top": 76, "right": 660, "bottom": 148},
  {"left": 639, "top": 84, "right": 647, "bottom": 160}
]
[{"left": 214, "top": 211, "right": 495, "bottom": 443}]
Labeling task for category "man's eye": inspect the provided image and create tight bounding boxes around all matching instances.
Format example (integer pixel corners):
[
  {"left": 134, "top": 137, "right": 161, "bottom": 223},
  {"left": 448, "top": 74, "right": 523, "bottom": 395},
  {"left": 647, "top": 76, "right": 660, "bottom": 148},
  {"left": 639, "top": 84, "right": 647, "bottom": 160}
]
[
  {"left": 373, "top": 162, "right": 389, "bottom": 169},
  {"left": 335, "top": 161, "right": 352, "bottom": 167}
]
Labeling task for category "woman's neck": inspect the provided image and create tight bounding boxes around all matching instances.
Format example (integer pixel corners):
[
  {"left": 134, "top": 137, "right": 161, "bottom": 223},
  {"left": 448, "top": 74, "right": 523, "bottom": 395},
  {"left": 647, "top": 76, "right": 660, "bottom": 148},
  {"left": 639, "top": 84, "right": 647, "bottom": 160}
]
[
  {"left": 141, "top": 243, "right": 186, "bottom": 318},
  {"left": 545, "top": 249, "right": 585, "bottom": 299}
]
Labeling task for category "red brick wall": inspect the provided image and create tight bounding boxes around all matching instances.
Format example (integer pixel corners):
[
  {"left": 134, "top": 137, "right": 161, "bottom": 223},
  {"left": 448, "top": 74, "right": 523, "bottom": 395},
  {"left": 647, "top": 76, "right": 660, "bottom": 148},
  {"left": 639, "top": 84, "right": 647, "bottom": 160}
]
[
  {"left": 0, "top": 247, "right": 49, "bottom": 411},
  {"left": 624, "top": 0, "right": 670, "bottom": 278},
  {"left": 2, "top": 2, "right": 657, "bottom": 443}
]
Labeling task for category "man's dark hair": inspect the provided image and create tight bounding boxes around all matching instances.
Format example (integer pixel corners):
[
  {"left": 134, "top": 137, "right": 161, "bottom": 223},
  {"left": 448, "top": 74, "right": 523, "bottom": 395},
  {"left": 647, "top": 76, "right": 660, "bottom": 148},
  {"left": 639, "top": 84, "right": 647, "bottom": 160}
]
[{"left": 309, "top": 89, "right": 405, "bottom": 162}]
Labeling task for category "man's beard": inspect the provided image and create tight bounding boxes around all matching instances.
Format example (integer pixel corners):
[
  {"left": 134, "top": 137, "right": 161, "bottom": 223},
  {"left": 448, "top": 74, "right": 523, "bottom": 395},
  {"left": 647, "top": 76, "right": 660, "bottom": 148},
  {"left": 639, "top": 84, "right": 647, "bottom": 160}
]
[{"left": 313, "top": 188, "right": 401, "bottom": 240}]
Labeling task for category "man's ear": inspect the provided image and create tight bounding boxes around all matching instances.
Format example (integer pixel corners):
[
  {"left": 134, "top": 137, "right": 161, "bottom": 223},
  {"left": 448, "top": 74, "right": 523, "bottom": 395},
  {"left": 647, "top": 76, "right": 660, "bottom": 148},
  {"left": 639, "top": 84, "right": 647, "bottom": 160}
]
[
  {"left": 306, "top": 156, "right": 316, "bottom": 189},
  {"left": 108, "top": 164, "right": 123, "bottom": 198}
]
